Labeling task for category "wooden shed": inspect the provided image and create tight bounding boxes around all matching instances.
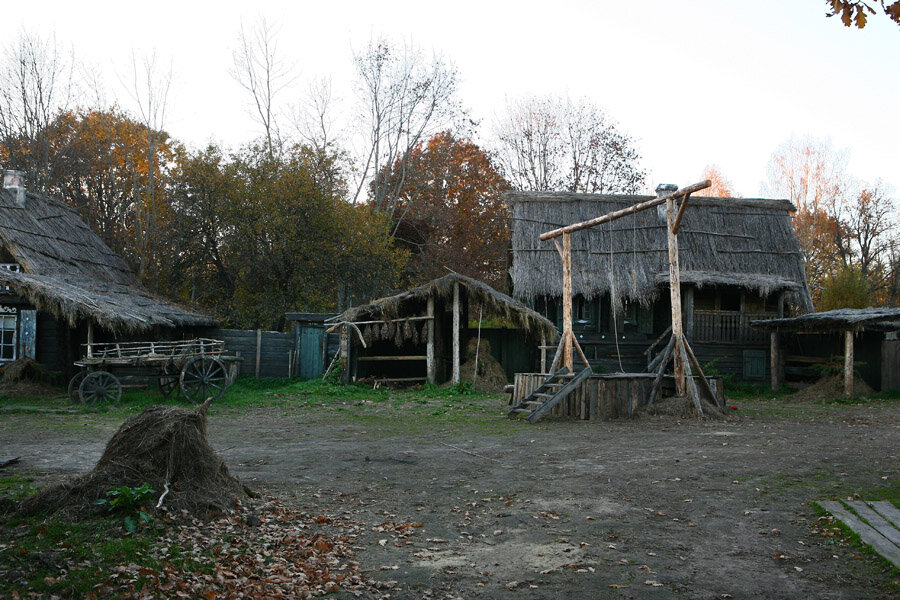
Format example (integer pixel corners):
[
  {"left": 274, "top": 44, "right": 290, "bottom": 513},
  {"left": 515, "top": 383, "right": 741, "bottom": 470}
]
[
  {"left": 752, "top": 307, "right": 900, "bottom": 396},
  {"left": 332, "top": 273, "right": 558, "bottom": 385}
]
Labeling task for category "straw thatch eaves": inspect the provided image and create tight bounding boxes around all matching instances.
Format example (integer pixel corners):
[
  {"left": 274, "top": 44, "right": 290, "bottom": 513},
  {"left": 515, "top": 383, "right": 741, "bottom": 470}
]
[
  {"left": 0, "top": 187, "right": 216, "bottom": 333},
  {"left": 752, "top": 307, "right": 900, "bottom": 333},
  {"left": 507, "top": 192, "right": 814, "bottom": 313},
  {"left": 338, "top": 273, "right": 559, "bottom": 341}
]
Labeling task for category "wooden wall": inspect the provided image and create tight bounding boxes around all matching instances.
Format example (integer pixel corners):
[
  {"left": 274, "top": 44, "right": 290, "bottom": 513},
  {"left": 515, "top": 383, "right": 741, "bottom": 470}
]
[{"left": 511, "top": 372, "right": 724, "bottom": 420}]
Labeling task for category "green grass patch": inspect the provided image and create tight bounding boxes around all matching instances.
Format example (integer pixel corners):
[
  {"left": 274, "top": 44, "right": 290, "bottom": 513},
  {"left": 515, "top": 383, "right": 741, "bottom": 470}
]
[{"left": 0, "top": 474, "right": 38, "bottom": 500}]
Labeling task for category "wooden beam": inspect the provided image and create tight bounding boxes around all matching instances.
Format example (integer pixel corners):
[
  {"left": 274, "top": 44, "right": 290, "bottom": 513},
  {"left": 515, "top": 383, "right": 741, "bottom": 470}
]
[
  {"left": 539, "top": 180, "right": 711, "bottom": 241},
  {"left": 86, "top": 321, "right": 94, "bottom": 358},
  {"left": 452, "top": 281, "right": 460, "bottom": 385},
  {"left": 540, "top": 336, "right": 547, "bottom": 374},
  {"left": 666, "top": 195, "right": 686, "bottom": 396},
  {"left": 426, "top": 296, "right": 435, "bottom": 384},
  {"left": 770, "top": 331, "right": 782, "bottom": 391},
  {"left": 844, "top": 329, "right": 854, "bottom": 397},
  {"left": 562, "top": 232, "right": 574, "bottom": 372},
  {"left": 671, "top": 192, "right": 693, "bottom": 234},
  {"left": 255, "top": 328, "right": 262, "bottom": 378},
  {"left": 340, "top": 327, "right": 350, "bottom": 385}
]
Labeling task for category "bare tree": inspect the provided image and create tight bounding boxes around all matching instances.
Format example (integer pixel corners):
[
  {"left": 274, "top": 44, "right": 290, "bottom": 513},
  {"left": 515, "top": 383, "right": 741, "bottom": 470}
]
[
  {"left": 124, "top": 51, "right": 173, "bottom": 281},
  {"left": 351, "top": 38, "right": 462, "bottom": 228},
  {"left": 0, "top": 31, "right": 75, "bottom": 190},
  {"left": 231, "top": 17, "right": 294, "bottom": 159},
  {"left": 492, "top": 95, "right": 645, "bottom": 194}
]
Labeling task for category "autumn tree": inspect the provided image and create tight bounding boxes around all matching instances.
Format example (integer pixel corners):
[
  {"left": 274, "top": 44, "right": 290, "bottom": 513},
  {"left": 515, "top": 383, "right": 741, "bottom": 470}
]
[
  {"left": 378, "top": 132, "right": 511, "bottom": 290},
  {"left": 819, "top": 266, "right": 871, "bottom": 310},
  {"left": 351, "top": 38, "right": 462, "bottom": 228},
  {"left": 825, "top": 0, "right": 900, "bottom": 28},
  {"left": 700, "top": 165, "right": 740, "bottom": 198},
  {"left": 764, "top": 136, "right": 849, "bottom": 304},
  {"left": 492, "top": 95, "right": 645, "bottom": 194}
]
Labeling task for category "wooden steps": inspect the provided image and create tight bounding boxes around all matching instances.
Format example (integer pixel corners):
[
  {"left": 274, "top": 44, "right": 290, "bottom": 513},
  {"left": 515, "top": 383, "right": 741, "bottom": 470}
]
[{"left": 508, "top": 367, "right": 593, "bottom": 424}]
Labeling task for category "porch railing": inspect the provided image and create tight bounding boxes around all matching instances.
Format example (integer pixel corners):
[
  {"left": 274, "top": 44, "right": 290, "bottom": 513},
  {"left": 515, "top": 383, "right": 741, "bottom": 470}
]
[{"left": 692, "top": 310, "right": 776, "bottom": 344}]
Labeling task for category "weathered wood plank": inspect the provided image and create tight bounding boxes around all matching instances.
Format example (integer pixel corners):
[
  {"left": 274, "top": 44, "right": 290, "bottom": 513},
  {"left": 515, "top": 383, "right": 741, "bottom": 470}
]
[
  {"left": 870, "top": 501, "right": 900, "bottom": 530},
  {"left": 847, "top": 502, "right": 900, "bottom": 548},
  {"left": 819, "top": 501, "right": 900, "bottom": 568}
]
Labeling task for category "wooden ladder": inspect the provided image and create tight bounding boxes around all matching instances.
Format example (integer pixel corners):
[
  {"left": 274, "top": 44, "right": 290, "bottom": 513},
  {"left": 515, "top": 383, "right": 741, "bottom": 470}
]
[{"left": 508, "top": 366, "right": 593, "bottom": 424}]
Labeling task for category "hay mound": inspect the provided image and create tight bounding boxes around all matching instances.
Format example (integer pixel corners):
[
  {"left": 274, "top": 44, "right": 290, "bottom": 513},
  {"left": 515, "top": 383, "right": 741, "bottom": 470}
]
[
  {"left": 0, "top": 357, "right": 55, "bottom": 383},
  {"left": 460, "top": 338, "right": 509, "bottom": 393},
  {"left": 17, "top": 400, "right": 247, "bottom": 517},
  {"left": 790, "top": 375, "right": 874, "bottom": 402}
]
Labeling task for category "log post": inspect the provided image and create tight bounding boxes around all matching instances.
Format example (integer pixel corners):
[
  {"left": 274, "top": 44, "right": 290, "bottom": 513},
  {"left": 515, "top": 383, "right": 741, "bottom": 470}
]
[
  {"left": 426, "top": 296, "right": 436, "bottom": 384},
  {"left": 562, "top": 232, "right": 574, "bottom": 372},
  {"left": 452, "top": 281, "right": 460, "bottom": 385},
  {"left": 770, "top": 331, "right": 782, "bottom": 391},
  {"left": 844, "top": 329, "right": 854, "bottom": 397},
  {"left": 666, "top": 197, "right": 686, "bottom": 395},
  {"left": 540, "top": 336, "right": 547, "bottom": 374},
  {"left": 340, "top": 326, "right": 350, "bottom": 385},
  {"left": 86, "top": 321, "right": 94, "bottom": 358},
  {"left": 255, "top": 328, "right": 262, "bottom": 378}
]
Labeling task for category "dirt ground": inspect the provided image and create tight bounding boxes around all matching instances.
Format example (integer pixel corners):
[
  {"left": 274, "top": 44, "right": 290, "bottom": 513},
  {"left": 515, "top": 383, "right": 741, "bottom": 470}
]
[{"left": 2, "top": 397, "right": 899, "bottom": 599}]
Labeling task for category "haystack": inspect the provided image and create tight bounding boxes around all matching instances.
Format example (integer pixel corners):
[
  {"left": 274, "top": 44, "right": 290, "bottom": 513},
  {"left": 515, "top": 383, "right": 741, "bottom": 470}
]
[
  {"left": 17, "top": 400, "right": 246, "bottom": 517},
  {"left": 459, "top": 338, "right": 508, "bottom": 393}
]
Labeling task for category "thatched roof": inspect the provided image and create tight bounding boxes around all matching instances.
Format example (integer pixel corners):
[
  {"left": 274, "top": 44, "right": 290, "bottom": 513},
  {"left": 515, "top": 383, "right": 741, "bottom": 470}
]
[
  {"left": 0, "top": 186, "right": 216, "bottom": 332},
  {"left": 338, "top": 273, "right": 559, "bottom": 341},
  {"left": 508, "top": 192, "right": 814, "bottom": 313},
  {"left": 752, "top": 307, "right": 900, "bottom": 332}
]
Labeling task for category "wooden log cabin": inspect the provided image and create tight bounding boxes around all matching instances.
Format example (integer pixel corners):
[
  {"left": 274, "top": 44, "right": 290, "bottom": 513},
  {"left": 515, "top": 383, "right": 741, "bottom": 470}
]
[
  {"left": 507, "top": 186, "right": 813, "bottom": 383},
  {"left": 0, "top": 170, "right": 217, "bottom": 379}
]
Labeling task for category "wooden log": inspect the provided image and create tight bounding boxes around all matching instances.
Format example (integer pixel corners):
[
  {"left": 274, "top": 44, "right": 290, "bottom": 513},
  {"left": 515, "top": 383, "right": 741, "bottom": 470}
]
[
  {"left": 770, "top": 331, "right": 782, "bottom": 391},
  {"left": 648, "top": 336, "right": 676, "bottom": 406},
  {"left": 666, "top": 196, "right": 686, "bottom": 395},
  {"left": 540, "top": 336, "right": 547, "bottom": 374},
  {"left": 844, "top": 329, "right": 854, "bottom": 397},
  {"left": 648, "top": 334, "right": 676, "bottom": 374},
  {"left": 572, "top": 334, "right": 591, "bottom": 370},
  {"left": 678, "top": 339, "right": 704, "bottom": 417},
  {"left": 682, "top": 338, "right": 722, "bottom": 408},
  {"left": 87, "top": 321, "right": 94, "bottom": 358},
  {"left": 426, "top": 296, "right": 435, "bottom": 384},
  {"left": 671, "top": 192, "right": 693, "bottom": 235},
  {"left": 452, "top": 281, "right": 461, "bottom": 385},
  {"left": 562, "top": 232, "right": 574, "bottom": 371},
  {"left": 255, "top": 328, "right": 262, "bottom": 378},
  {"left": 340, "top": 327, "right": 350, "bottom": 385},
  {"left": 540, "top": 180, "right": 711, "bottom": 241}
]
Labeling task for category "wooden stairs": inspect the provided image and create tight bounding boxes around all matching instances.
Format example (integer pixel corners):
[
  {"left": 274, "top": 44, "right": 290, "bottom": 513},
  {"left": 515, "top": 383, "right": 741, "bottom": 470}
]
[{"left": 508, "top": 366, "right": 593, "bottom": 423}]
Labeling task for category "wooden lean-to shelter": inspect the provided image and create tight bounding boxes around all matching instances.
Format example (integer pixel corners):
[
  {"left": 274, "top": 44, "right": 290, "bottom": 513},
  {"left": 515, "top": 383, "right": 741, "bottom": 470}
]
[
  {"left": 0, "top": 170, "right": 216, "bottom": 376},
  {"left": 752, "top": 307, "right": 900, "bottom": 396},
  {"left": 332, "top": 273, "right": 557, "bottom": 385},
  {"left": 507, "top": 186, "right": 812, "bottom": 381}
]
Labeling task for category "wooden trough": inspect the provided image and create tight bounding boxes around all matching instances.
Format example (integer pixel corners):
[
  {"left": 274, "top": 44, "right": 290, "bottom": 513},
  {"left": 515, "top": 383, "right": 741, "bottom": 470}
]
[{"left": 510, "top": 372, "right": 725, "bottom": 421}]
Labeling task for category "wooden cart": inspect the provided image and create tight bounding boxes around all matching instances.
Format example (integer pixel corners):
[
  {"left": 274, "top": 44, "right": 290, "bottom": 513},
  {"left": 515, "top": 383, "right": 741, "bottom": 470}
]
[{"left": 68, "top": 338, "right": 240, "bottom": 404}]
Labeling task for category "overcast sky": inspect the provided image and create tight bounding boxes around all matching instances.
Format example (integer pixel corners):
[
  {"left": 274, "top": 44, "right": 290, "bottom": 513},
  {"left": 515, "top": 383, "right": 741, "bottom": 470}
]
[{"left": 7, "top": 0, "right": 900, "bottom": 197}]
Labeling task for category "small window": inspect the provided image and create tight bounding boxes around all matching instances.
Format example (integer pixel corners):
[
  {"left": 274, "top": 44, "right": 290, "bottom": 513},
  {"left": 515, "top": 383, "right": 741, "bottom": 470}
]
[{"left": 0, "top": 313, "right": 16, "bottom": 361}]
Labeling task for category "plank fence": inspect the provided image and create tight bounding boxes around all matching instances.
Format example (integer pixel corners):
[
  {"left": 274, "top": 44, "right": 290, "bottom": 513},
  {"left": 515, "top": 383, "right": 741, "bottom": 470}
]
[{"left": 204, "top": 328, "right": 339, "bottom": 379}]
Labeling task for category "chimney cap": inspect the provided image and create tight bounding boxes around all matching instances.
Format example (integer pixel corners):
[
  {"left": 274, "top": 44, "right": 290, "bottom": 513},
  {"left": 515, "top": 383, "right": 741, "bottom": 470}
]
[
  {"left": 3, "top": 170, "right": 25, "bottom": 189},
  {"left": 655, "top": 183, "right": 678, "bottom": 196}
]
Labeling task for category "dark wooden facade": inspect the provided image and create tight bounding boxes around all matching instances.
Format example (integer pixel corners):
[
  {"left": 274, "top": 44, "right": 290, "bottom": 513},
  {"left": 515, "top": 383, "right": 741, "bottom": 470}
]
[{"left": 532, "top": 283, "right": 783, "bottom": 382}]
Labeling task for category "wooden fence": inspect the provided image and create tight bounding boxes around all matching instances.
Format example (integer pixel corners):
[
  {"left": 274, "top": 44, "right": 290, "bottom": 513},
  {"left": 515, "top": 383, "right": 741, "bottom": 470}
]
[{"left": 204, "top": 328, "right": 338, "bottom": 379}]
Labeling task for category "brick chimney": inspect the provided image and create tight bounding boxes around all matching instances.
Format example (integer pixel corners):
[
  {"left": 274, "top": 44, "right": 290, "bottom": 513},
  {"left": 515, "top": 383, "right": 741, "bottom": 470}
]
[{"left": 3, "top": 170, "right": 26, "bottom": 207}]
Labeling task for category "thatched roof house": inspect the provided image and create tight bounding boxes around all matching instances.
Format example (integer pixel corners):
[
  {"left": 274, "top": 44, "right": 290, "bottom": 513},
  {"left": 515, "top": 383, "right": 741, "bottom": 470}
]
[
  {"left": 508, "top": 191, "right": 813, "bottom": 313},
  {"left": 334, "top": 273, "right": 557, "bottom": 385},
  {"left": 0, "top": 173, "right": 215, "bottom": 334}
]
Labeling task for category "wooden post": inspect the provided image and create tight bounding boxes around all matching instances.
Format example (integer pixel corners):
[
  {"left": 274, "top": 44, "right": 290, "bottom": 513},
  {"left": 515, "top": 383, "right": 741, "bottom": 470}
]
[
  {"left": 561, "top": 232, "right": 574, "bottom": 372},
  {"left": 452, "top": 282, "right": 460, "bottom": 385},
  {"left": 844, "top": 329, "right": 854, "bottom": 397},
  {"left": 293, "top": 321, "right": 301, "bottom": 378},
  {"left": 684, "top": 286, "right": 694, "bottom": 341},
  {"left": 426, "top": 296, "right": 436, "bottom": 384},
  {"left": 86, "top": 321, "right": 94, "bottom": 358},
  {"left": 540, "top": 336, "right": 547, "bottom": 374},
  {"left": 770, "top": 331, "right": 782, "bottom": 391},
  {"left": 255, "top": 328, "right": 262, "bottom": 378},
  {"left": 340, "top": 327, "right": 350, "bottom": 385},
  {"left": 665, "top": 196, "right": 686, "bottom": 395}
]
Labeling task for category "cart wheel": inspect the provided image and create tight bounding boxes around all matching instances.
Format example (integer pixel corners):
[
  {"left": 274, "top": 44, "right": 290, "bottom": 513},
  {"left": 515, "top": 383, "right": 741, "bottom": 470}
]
[
  {"left": 68, "top": 371, "right": 86, "bottom": 403},
  {"left": 180, "top": 356, "right": 227, "bottom": 404},
  {"left": 157, "top": 365, "right": 179, "bottom": 397},
  {"left": 79, "top": 371, "right": 122, "bottom": 404}
]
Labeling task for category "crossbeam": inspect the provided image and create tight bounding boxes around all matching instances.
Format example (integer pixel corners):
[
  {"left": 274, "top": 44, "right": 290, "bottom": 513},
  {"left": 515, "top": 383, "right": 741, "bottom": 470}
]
[{"left": 539, "top": 180, "right": 710, "bottom": 241}]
